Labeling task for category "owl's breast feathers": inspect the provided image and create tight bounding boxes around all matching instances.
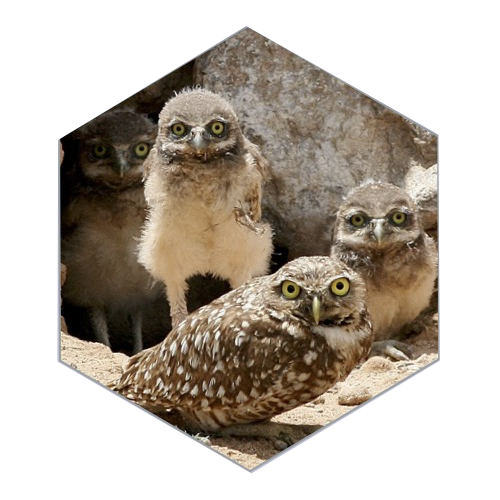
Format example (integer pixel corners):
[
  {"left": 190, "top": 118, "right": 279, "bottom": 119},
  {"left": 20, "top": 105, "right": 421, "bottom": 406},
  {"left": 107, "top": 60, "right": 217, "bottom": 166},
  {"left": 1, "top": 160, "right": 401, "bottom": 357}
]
[
  {"left": 145, "top": 140, "right": 267, "bottom": 232},
  {"left": 334, "top": 233, "right": 434, "bottom": 284},
  {"left": 111, "top": 290, "right": 372, "bottom": 419}
]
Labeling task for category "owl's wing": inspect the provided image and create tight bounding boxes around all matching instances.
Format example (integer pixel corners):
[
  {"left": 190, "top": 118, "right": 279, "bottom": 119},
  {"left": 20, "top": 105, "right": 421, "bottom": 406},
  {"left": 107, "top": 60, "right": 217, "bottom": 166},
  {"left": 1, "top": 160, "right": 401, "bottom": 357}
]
[
  {"left": 236, "top": 178, "right": 263, "bottom": 225},
  {"left": 111, "top": 295, "right": 296, "bottom": 410},
  {"left": 60, "top": 192, "right": 93, "bottom": 239},
  {"left": 243, "top": 136, "right": 270, "bottom": 181},
  {"left": 232, "top": 137, "right": 269, "bottom": 230}
]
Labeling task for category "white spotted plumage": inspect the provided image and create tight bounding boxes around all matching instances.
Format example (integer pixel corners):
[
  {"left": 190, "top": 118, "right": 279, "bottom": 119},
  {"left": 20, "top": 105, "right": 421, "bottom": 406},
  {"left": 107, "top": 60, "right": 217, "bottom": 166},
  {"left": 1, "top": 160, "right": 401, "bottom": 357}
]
[{"left": 111, "top": 256, "right": 373, "bottom": 431}]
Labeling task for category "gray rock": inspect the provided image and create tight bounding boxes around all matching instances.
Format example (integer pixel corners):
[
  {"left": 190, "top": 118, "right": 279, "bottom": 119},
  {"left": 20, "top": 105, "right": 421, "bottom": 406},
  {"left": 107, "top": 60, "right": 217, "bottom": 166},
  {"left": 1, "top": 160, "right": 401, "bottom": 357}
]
[
  {"left": 194, "top": 28, "right": 437, "bottom": 258},
  {"left": 405, "top": 163, "right": 438, "bottom": 233}
]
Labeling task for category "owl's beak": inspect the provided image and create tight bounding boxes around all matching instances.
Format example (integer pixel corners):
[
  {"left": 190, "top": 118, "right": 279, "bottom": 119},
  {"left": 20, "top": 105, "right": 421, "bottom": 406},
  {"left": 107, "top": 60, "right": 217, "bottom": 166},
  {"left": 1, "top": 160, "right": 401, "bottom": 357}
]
[
  {"left": 190, "top": 129, "right": 208, "bottom": 150},
  {"left": 371, "top": 219, "right": 385, "bottom": 244},
  {"left": 312, "top": 296, "right": 321, "bottom": 325},
  {"left": 113, "top": 155, "right": 130, "bottom": 178}
]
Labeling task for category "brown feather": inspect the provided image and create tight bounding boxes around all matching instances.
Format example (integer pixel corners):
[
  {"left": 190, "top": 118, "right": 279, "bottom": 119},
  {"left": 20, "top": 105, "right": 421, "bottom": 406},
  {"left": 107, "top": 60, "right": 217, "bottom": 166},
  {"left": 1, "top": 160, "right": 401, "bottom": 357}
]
[{"left": 111, "top": 256, "right": 373, "bottom": 431}]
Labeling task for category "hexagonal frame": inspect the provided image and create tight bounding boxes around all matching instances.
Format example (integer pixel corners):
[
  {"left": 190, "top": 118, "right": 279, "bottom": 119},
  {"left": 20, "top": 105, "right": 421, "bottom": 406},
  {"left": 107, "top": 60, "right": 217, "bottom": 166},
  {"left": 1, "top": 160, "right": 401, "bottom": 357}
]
[{"left": 57, "top": 28, "right": 440, "bottom": 473}]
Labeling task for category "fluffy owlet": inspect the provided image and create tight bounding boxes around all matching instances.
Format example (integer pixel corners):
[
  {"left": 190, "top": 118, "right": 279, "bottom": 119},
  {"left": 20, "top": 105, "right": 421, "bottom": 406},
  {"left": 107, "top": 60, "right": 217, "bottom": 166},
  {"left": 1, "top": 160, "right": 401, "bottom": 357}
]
[
  {"left": 111, "top": 256, "right": 373, "bottom": 432},
  {"left": 138, "top": 88, "right": 273, "bottom": 329},
  {"left": 61, "top": 110, "right": 160, "bottom": 353},
  {"left": 331, "top": 181, "right": 437, "bottom": 353}
]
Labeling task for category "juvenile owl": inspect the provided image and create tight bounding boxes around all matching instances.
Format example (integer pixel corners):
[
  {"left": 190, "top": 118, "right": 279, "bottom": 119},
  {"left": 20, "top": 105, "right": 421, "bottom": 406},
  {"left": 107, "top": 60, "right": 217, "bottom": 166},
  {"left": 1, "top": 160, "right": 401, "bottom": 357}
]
[
  {"left": 138, "top": 88, "right": 273, "bottom": 329},
  {"left": 111, "top": 256, "right": 373, "bottom": 432},
  {"left": 331, "top": 181, "right": 437, "bottom": 351},
  {"left": 61, "top": 110, "right": 160, "bottom": 354}
]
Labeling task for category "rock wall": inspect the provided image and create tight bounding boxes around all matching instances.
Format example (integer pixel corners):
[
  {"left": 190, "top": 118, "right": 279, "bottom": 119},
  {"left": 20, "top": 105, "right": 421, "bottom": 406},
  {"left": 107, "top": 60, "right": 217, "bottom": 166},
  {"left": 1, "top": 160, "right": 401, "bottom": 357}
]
[
  {"left": 194, "top": 28, "right": 437, "bottom": 257},
  {"left": 60, "top": 28, "right": 438, "bottom": 352}
]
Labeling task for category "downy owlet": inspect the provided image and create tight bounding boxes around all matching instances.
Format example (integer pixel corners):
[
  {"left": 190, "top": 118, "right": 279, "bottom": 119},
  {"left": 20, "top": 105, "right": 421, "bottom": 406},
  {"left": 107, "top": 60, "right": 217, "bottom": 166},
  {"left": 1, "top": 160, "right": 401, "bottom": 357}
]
[
  {"left": 331, "top": 181, "right": 437, "bottom": 357},
  {"left": 61, "top": 110, "right": 160, "bottom": 353},
  {"left": 138, "top": 88, "right": 273, "bottom": 329}
]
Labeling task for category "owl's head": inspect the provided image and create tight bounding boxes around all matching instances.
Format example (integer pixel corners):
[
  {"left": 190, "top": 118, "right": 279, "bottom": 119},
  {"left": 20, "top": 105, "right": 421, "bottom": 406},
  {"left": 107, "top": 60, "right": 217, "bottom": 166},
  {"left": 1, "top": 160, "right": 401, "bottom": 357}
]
[
  {"left": 333, "top": 182, "right": 422, "bottom": 252},
  {"left": 262, "top": 256, "right": 367, "bottom": 328},
  {"left": 74, "top": 110, "right": 157, "bottom": 189},
  {"left": 156, "top": 88, "right": 244, "bottom": 163}
]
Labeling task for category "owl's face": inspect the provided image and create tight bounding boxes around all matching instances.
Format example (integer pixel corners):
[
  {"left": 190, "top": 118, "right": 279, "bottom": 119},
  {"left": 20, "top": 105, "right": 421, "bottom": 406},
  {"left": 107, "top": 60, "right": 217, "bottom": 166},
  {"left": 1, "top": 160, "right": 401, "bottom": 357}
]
[
  {"left": 334, "top": 182, "right": 422, "bottom": 251},
  {"left": 263, "top": 256, "right": 367, "bottom": 328},
  {"left": 157, "top": 89, "right": 243, "bottom": 163},
  {"left": 75, "top": 111, "right": 157, "bottom": 189}
]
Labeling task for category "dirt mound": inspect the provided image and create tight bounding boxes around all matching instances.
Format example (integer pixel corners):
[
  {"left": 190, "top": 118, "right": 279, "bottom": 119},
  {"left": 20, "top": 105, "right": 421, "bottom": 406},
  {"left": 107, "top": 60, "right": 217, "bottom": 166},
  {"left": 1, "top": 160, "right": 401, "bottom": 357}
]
[{"left": 59, "top": 311, "right": 437, "bottom": 470}]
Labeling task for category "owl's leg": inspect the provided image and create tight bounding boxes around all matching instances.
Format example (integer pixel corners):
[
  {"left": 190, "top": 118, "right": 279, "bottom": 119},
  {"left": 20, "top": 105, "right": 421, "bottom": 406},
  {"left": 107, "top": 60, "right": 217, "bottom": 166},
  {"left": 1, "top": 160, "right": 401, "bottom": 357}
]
[
  {"left": 165, "top": 279, "right": 189, "bottom": 330},
  {"left": 88, "top": 307, "right": 111, "bottom": 348},
  {"left": 129, "top": 310, "right": 143, "bottom": 354}
]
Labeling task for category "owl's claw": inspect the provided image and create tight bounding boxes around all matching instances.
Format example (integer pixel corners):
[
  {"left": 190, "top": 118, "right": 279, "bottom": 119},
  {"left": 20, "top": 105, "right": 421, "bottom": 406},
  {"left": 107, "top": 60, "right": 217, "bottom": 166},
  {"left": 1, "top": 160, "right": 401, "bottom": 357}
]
[
  {"left": 370, "top": 340, "right": 413, "bottom": 361},
  {"left": 192, "top": 434, "right": 212, "bottom": 446}
]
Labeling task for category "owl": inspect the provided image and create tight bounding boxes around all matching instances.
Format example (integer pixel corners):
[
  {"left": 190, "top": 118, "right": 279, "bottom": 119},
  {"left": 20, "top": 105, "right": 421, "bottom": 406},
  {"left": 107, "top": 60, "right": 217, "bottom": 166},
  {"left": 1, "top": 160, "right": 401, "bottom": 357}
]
[
  {"left": 138, "top": 88, "right": 273, "bottom": 329},
  {"left": 111, "top": 256, "right": 373, "bottom": 432},
  {"left": 61, "top": 110, "right": 160, "bottom": 354},
  {"left": 331, "top": 181, "right": 437, "bottom": 353}
]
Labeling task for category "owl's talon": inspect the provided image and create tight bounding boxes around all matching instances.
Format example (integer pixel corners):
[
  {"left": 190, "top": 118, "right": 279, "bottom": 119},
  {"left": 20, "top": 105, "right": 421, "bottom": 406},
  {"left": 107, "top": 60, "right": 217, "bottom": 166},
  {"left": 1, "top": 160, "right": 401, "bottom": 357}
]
[
  {"left": 192, "top": 434, "right": 212, "bottom": 446},
  {"left": 370, "top": 340, "right": 412, "bottom": 361}
]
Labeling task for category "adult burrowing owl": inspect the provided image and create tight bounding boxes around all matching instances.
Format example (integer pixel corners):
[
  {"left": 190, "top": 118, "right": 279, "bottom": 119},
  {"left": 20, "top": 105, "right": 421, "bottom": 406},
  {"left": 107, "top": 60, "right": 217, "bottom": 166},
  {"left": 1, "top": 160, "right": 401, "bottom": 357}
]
[
  {"left": 111, "top": 256, "right": 373, "bottom": 432},
  {"left": 331, "top": 181, "right": 437, "bottom": 355},
  {"left": 61, "top": 110, "right": 160, "bottom": 353},
  {"left": 138, "top": 88, "right": 273, "bottom": 329}
]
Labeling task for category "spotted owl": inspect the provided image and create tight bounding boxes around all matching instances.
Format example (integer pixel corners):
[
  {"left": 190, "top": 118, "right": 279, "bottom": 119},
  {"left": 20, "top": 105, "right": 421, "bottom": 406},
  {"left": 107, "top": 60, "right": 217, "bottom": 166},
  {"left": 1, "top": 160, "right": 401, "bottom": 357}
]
[
  {"left": 61, "top": 110, "right": 160, "bottom": 354},
  {"left": 138, "top": 88, "right": 273, "bottom": 329},
  {"left": 111, "top": 256, "right": 373, "bottom": 432},
  {"left": 331, "top": 181, "right": 437, "bottom": 348}
]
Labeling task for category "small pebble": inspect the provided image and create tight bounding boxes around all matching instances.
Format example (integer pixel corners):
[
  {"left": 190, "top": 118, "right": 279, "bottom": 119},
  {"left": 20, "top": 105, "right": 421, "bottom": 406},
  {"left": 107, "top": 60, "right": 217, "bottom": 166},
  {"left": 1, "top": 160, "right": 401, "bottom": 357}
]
[
  {"left": 338, "top": 385, "right": 372, "bottom": 406},
  {"left": 273, "top": 439, "right": 288, "bottom": 451}
]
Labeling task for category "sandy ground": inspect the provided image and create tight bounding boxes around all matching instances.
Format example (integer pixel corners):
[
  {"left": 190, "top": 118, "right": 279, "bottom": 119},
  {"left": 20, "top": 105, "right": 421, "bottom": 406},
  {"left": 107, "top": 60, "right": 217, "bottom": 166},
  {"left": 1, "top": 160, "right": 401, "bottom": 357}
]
[{"left": 59, "top": 309, "right": 437, "bottom": 470}]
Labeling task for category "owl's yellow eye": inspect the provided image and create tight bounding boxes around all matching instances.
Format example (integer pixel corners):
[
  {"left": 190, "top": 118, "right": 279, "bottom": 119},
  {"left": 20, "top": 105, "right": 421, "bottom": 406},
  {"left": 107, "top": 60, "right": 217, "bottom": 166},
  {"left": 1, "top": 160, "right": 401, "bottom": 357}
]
[
  {"left": 391, "top": 212, "right": 407, "bottom": 225},
  {"left": 171, "top": 123, "right": 187, "bottom": 136},
  {"left": 134, "top": 143, "right": 150, "bottom": 158},
  {"left": 350, "top": 214, "right": 366, "bottom": 227},
  {"left": 93, "top": 144, "right": 108, "bottom": 158},
  {"left": 331, "top": 277, "right": 350, "bottom": 296},
  {"left": 281, "top": 280, "right": 301, "bottom": 300},
  {"left": 210, "top": 121, "right": 225, "bottom": 136}
]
